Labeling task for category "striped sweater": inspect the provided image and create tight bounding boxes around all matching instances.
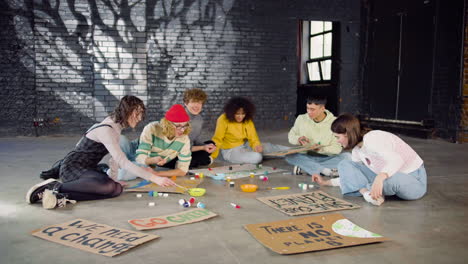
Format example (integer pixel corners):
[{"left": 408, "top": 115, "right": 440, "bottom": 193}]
[{"left": 135, "top": 121, "right": 192, "bottom": 172}]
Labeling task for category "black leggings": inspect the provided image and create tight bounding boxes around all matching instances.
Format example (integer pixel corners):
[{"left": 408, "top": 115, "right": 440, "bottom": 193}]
[
  {"left": 164, "top": 150, "right": 211, "bottom": 169},
  {"left": 59, "top": 170, "right": 123, "bottom": 201}
]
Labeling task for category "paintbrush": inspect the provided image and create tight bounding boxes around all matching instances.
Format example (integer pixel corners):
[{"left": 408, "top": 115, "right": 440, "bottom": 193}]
[{"left": 173, "top": 183, "right": 189, "bottom": 191}]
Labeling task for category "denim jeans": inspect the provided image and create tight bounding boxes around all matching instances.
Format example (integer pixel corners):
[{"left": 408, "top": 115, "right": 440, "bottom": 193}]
[
  {"left": 338, "top": 159, "right": 427, "bottom": 200},
  {"left": 220, "top": 142, "right": 290, "bottom": 164},
  {"left": 285, "top": 152, "right": 351, "bottom": 175},
  {"left": 118, "top": 135, "right": 169, "bottom": 181}
]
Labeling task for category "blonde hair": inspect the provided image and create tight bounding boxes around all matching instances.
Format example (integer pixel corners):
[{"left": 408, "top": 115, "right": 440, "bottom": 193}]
[{"left": 161, "top": 118, "right": 191, "bottom": 139}]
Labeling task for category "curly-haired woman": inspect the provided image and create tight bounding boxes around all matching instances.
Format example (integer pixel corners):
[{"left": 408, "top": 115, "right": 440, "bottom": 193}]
[{"left": 211, "top": 96, "right": 288, "bottom": 164}]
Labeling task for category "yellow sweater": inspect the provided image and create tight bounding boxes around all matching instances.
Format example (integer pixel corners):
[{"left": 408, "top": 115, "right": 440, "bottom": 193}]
[{"left": 211, "top": 114, "right": 261, "bottom": 159}]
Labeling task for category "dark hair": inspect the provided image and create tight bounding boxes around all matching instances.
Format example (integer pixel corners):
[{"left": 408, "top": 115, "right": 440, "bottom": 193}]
[
  {"left": 306, "top": 95, "right": 327, "bottom": 106},
  {"left": 183, "top": 88, "right": 207, "bottom": 104},
  {"left": 224, "top": 97, "right": 255, "bottom": 122},
  {"left": 331, "top": 113, "right": 370, "bottom": 150},
  {"left": 110, "top": 95, "right": 146, "bottom": 128}
]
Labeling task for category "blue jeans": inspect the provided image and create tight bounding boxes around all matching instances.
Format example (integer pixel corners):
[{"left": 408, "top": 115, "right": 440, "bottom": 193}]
[
  {"left": 220, "top": 142, "right": 290, "bottom": 164},
  {"left": 338, "top": 159, "right": 427, "bottom": 200},
  {"left": 118, "top": 135, "right": 169, "bottom": 181},
  {"left": 285, "top": 152, "right": 350, "bottom": 175}
]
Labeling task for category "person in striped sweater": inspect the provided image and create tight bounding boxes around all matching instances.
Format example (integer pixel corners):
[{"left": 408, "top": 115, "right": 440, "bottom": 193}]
[
  {"left": 117, "top": 104, "right": 192, "bottom": 180},
  {"left": 312, "top": 113, "right": 427, "bottom": 206}
]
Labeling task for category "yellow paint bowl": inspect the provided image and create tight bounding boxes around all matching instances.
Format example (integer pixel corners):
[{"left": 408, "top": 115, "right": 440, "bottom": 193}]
[
  {"left": 240, "top": 184, "right": 258, "bottom": 193},
  {"left": 188, "top": 188, "right": 206, "bottom": 197}
]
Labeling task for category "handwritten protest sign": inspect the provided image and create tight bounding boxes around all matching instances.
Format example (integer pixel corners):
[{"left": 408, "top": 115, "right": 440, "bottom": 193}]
[
  {"left": 257, "top": 191, "right": 359, "bottom": 216},
  {"left": 31, "top": 219, "right": 159, "bottom": 257},
  {"left": 128, "top": 208, "right": 218, "bottom": 230},
  {"left": 244, "top": 213, "right": 388, "bottom": 254},
  {"left": 263, "top": 144, "right": 323, "bottom": 157}
]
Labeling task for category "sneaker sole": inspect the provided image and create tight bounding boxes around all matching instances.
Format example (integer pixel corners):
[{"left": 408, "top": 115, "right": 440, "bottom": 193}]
[{"left": 25, "top": 178, "right": 58, "bottom": 204}]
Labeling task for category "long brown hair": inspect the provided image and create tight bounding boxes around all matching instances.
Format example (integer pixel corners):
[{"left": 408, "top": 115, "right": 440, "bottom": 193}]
[
  {"left": 110, "top": 95, "right": 146, "bottom": 128},
  {"left": 331, "top": 113, "right": 370, "bottom": 150}
]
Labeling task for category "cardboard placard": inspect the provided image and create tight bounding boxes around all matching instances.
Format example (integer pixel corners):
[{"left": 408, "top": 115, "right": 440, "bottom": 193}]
[
  {"left": 244, "top": 213, "right": 388, "bottom": 254},
  {"left": 263, "top": 144, "right": 322, "bottom": 157},
  {"left": 125, "top": 178, "right": 202, "bottom": 193},
  {"left": 128, "top": 208, "right": 217, "bottom": 230},
  {"left": 31, "top": 219, "right": 159, "bottom": 257},
  {"left": 189, "top": 164, "right": 284, "bottom": 180},
  {"left": 257, "top": 191, "right": 359, "bottom": 216}
]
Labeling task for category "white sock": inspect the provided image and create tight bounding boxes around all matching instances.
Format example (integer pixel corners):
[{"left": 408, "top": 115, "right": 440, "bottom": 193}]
[
  {"left": 330, "top": 177, "right": 341, "bottom": 187},
  {"left": 362, "top": 191, "right": 385, "bottom": 206},
  {"left": 321, "top": 168, "right": 332, "bottom": 176}
]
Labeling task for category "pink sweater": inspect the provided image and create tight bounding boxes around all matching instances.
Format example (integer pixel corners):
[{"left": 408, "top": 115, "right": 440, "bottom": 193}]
[{"left": 351, "top": 130, "right": 423, "bottom": 177}]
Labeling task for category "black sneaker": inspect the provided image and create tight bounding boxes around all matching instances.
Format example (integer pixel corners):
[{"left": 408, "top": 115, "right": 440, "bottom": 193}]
[
  {"left": 25, "top": 179, "right": 60, "bottom": 204},
  {"left": 42, "top": 189, "right": 76, "bottom": 209},
  {"left": 39, "top": 159, "right": 62, "bottom": 180},
  {"left": 96, "top": 163, "right": 110, "bottom": 174},
  {"left": 293, "top": 165, "right": 302, "bottom": 175}
]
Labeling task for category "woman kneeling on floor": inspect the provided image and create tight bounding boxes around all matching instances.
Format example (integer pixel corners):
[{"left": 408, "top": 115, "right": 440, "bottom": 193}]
[
  {"left": 26, "top": 95, "right": 175, "bottom": 209},
  {"left": 312, "top": 113, "right": 427, "bottom": 206}
]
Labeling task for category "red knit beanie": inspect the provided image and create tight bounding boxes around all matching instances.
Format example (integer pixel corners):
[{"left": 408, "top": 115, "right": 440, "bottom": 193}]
[{"left": 165, "top": 104, "right": 190, "bottom": 122}]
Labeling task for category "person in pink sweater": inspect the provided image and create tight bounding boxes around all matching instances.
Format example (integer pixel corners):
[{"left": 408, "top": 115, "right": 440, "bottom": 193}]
[{"left": 313, "top": 113, "right": 427, "bottom": 206}]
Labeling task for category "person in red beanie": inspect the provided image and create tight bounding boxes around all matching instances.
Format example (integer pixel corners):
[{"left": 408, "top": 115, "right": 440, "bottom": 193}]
[{"left": 116, "top": 104, "right": 192, "bottom": 180}]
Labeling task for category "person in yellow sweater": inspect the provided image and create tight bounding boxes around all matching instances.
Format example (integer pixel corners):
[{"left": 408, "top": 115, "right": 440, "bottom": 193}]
[{"left": 211, "top": 97, "right": 288, "bottom": 164}]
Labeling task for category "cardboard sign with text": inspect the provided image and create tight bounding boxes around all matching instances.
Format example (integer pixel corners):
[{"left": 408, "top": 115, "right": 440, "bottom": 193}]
[
  {"left": 125, "top": 178, "right": 202, "bottom": 193},
  {"left": 257, "top": 191, "right": 360, "bottom": 216},
  {"left": 31, "top": 219, "right": 159, "bottom": 257},
  {"left": 263, "top": 144, "right": 323, "bottom": 157},
  {"left": 128, "top": 208, "right": 218, "bottom": 230},
  {"left": 244, "top": 213, "right": 388, "bottom": 254}
]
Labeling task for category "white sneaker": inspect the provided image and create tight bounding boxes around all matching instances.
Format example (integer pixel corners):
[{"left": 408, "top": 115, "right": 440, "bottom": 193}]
[
  {"left": 293, "top": 166, "right": 302, "bottom": 175},
  {"left": 42, "top": 189, "right": 76, "bottom": 209},
  {"left": 330, "top": 169, "right": 339, "bottom": 178},
  {"left": 363, "top": 191, "right": 385, "bottom": 206}
]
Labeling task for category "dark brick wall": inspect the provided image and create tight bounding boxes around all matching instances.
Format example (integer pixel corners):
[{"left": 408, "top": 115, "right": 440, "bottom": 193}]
[
  {"left": 0, "top": 1, "right": 36, "bottom": 136},
  {"left": 460, "top": 1, "right": 468, "bottom": 143},
  {"left": 0, "top": 0, "right": 361, "bottom": 136},
  {"left": 431, "top": 0, "right": 465, "bottom": 141}
]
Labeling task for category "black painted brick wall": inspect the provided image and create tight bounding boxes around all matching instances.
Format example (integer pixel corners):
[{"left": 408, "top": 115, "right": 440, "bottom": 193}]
[{"left": 0, "top": 0, "right": 361, "bottom": 136}]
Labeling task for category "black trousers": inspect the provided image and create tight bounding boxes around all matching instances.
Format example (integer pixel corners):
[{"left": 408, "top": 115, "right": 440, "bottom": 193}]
[{"left": 163, "top": 150, "right": 211, "bottom": 169}]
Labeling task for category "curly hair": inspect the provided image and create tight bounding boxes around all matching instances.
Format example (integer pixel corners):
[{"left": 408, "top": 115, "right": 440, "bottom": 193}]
[
  {"left": 160, "top": 118, "right": 192, "bottom": 139},
  {"left": 183, "top": 88, "right": 207, "bottom": 104},
  {"left": 331, "top": 113, "right": 370, "bottom": 150},
  {"left": 224, "top": 97, "right": 255, "bottom": 122},
  {"left": 110, "top": 95, "right": 146, "bottom": 128}
]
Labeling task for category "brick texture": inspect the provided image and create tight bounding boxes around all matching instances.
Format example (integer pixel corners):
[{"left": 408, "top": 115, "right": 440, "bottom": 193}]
[{"left": 0, "top": 0, "right": 361, "bottom": 136}]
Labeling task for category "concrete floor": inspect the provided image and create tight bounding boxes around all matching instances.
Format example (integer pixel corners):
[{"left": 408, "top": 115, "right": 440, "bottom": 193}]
[{"left": 1, "top": 129, "right": 467, "bottom": 264}]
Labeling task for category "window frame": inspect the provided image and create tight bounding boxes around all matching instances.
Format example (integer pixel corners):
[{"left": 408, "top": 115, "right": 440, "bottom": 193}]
[{"left": 305, "top": 21, "right": 336, "bottom": 84}]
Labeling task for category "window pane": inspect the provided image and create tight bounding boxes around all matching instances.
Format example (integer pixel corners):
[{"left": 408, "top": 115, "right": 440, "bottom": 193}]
[
  {"left": 310, "top": 35, "right": 323, "bottom": 59},
  {"left": 324, "top": 21, "right": 332, "bottom": 31},
  {"left": 310, "top": 21, "right": 324, "bottom": 35},
  {"left": 324, "top": 33, "right": 332, "bottom": 57},
  {"left": 307, "top": 62, "right": 321, "bottom": 81},
  {"left": 321, "top": 60, "right": 332, "bottom": 80}
]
